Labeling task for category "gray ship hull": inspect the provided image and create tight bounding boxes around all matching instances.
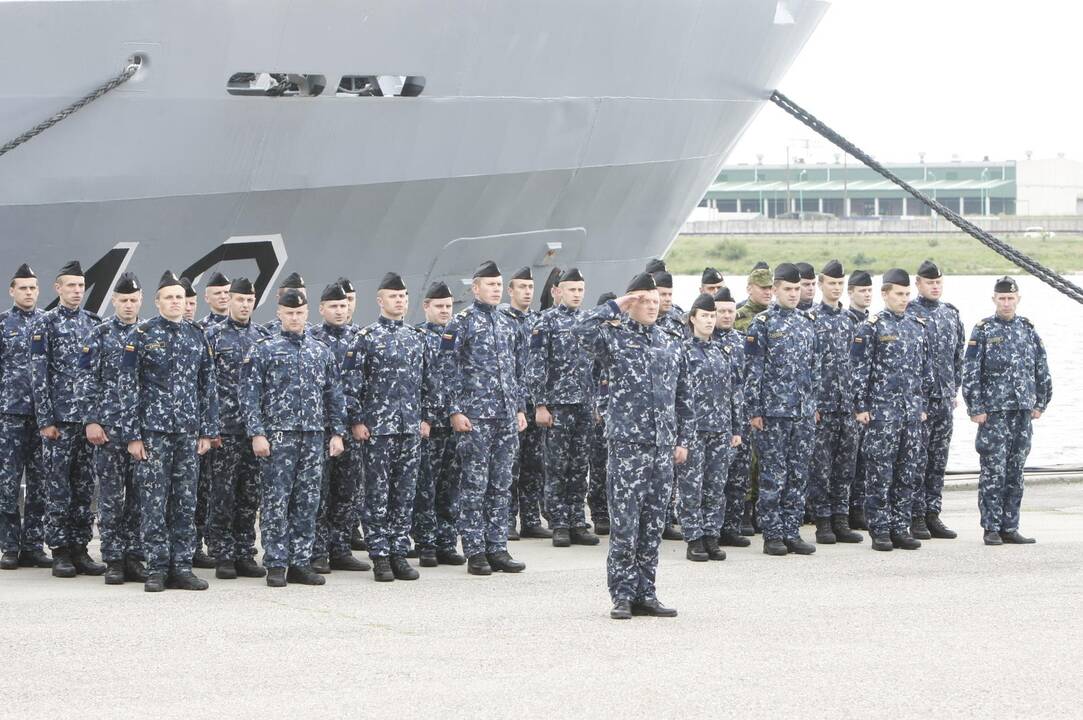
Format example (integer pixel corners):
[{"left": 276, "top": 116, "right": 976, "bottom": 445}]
[{"left": 0, "top": 0, "right": 826, "bottom": 318}]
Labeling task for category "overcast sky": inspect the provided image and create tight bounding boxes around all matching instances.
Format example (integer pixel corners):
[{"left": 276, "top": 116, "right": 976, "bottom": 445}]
[{"left": 730, "top": 0, "right": 1081, "bottom": 166}]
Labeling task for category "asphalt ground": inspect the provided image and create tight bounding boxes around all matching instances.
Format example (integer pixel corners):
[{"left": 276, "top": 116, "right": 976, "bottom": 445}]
[{"left": 1, "top": 482, "right": 1080, "bottom": 719}]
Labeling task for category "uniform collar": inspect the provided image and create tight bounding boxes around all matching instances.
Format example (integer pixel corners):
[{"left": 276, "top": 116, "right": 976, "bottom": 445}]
[
  {"left": 158, "top": 315, "right": 183, "bottom": 329},
  {"left": 993, "top": 314, "right": 1018, "bottom": 325},
  {"left": 11, "top": 305, "right": 36, "bottom": 317},
  {"left": 378, "top": 315, "right": 404, "bottom": 328},
  {"left": 558, "top": 304, "right": 577, "bottom": 315},
  {"left": 918, "top": 295, "right": 940, "bottom": 308},
  {"left": 745, "top": 300, "right": 767, "bottom": 313},
  {"left": 58, "top": 304, "right": 81, "bottom": 318},
  {"left": 849, "top": 306, "right": 869, "bottom": 318},
  {"left": 885, "top": 308, "right": 906, "bottom": 320},
  {"left": 323, "top": 321, "right": 348, "bottom": 334},
  {"left": 473, "top": 299, "right": 496, "bottom": 313},
  {"left": 111, "top": 315, "right": 137, "bottom": 328},
  {"left": 626, "top": 319, "right": 654, "bottom": 336},
  {"left": 280, "top": 328, "right": 304, "bottom": 343},
  {"left": 425, "top": 321, "right": 446, "bottom": 332},
  {"left": 818, "top": 301, "right": 842, "bottom": 315},
  {"left": 503, "top": 304, "right": 527, "bottom": 319},
  {"left": 775, "top": 305, "right": 795, "bottom": 316},
  {"left": 227, "top": 316, "right": 250, "bottom": 330}
]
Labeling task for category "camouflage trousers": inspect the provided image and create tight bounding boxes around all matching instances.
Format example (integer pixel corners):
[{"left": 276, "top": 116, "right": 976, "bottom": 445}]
[
  {"left": 543, "top": 403, "right": 591, "bottom": 530},
  {"left": 259, "top": 431, "right": 324, "bottom": 569},
  {"left": 976, "top": 410, "right": 1032, "bottom": 533},
  {"left": 721, "top": 439, "right": 751, "bottom": 534},
  {"left": 753, "top": 417, "right": 814, "bottom": 541},
  {"left": 194, "top": 450, "right": 212, "bottom": 549},
  {"left": 914, "top": 396, "right": 954, "bottom": 516},
  {"left": 510, "top": 418, "right": 545, "bottom": 529},
  {"left": 847, "top": 422, "right": 868, "bottom": 513},
  {"left": 205, "top": 434, "right": 260, "bottom": 562},
  {"left": 0, "top": 414, "right": 46, "bottom": 552},
  {"left": 92, "top": 429, "right": 141, "bottom": 562},
  {"left": 456, "top": 418, "right": 517, "bottom": 558},
  {"left": 861, "top": 410, "right": 924, "bottom": 536},
  {"left": 587, "top": 417, "right": 609, "bottom": 524},
  {"left": 677, "top": 431, "right": 731, "bottom": 540},
  {"left": 41, "top": 422, "right": 95, "bottom": 550},
  {"left": 606, "top": 441, "right": 672, "bottom": 604},
  {"left": 413, "top": 429, "right": 460, "bottom": 552},
  {"left": 137, "top": 431, "right": 199, "bottom": 574},
  {"left": 314, "top": 434, "right": 361, "bottom": 560},
  {"left": 362, "top": 433, "right": 420, "bottom": 559},
  {"left": 809, "top": 412, "right": 860, "bottom": 518}
]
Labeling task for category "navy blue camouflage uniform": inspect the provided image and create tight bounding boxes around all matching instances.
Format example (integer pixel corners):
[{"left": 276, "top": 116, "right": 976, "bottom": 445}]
[
  {"left": 587, "top": 359, "right": 610, "bottom": 526},
  {"left": 845, "top": 305, "right": 870, "bottom": 515},
  {"left": 715, "top": 327, "right": 751, "bottom": 536},
  {"left": 501, "top": 304, "right": 546, "bottom": 531},
  {"left": 193, "top": 311, "right": 228, "bottom": 553}
]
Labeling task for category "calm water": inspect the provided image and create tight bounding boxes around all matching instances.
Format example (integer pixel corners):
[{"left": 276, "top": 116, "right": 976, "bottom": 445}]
[{"left": 674, "top": 273, "right": 1083, "bottom": 472}]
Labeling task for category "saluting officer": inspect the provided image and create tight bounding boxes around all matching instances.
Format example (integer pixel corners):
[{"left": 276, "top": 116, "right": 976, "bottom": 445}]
[{"left": 713, "top": 287, "right": 752, "bottom": 548}]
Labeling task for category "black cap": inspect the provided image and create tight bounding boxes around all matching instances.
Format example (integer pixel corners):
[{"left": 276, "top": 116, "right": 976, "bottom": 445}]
[
  {"left": 690, "top": 293, "right": 716, "bottom": 314},
  {"left": 113, "top": 272, "right": 141, "bottom": 294},
  {"left": 994, "top": 276, "right": 1019, "bottom": 293},
  {"left": 848, "top": 270, "right": 873, "bottom": 288},
  {"left": 206, "top": 271, "right": 230, "bottom": 287},
  {"left": 652, "top": 271, "right": 673, "bottom": 289},
  {"left": 511, "top": 266, "right": 533, "bottom": 281},
  {"left": 917, "top": 260, "right": 942, "bottom": 279},
  {"left": 597, "top": 291, "right": 617, "bottom": 306},
  {"left": 821, "top": 259, "right": 845, "bottom": 279},
  {"left": 12, "top": 263, "right": 36, "bottom": 280},
  {"left": 626, "top": 272, "right": 657, "bottom": 293},
  {"left": 56, "top": 260, "right": 83, "bottom": 278},
  {"left": 882, "top": 268, "right": 910, "bottom": 287},
  {"left": 425, "top": 281, "right": 453, "bottom": 300},
  {"left": 230, "top": 277, "right": 255, "bottom": 295},
  {"left": 795, "top": 262, "right": 816, "bottom": 280},
  {"left": 645, "top": 258, "right": 667, "bottom": 274},
  {"left": 321, "top": 283, "right": 348, "bottom": 302},
  {"left": 701, "top": 267, "right": 724, "bottom": 285},
  {"left": 713, "top": 287, "right": 735, "bottom": 303},
  {"left": 280, "top": 272, "right": 305, "bottom": 289},
  {"left": 378, "top": 272, "right": 407, "bottom": 291},
  {"left": 559, "top": 267, "right": 585, "bottom": 284},
  {"left": 158, "top": 271, "right": 183, "bottom": 291},
  {"left": 473, "top": 260, "right": 501, "bottom": 278},
  {"left": 278, "top": 289, "right": 307, "bottom": 308},
  {"left": 179, "top": 277, "right": 196, "bottom": 297},
  {"left": 774, "top": 263, "right": 801, "bottom": 284},
  {"left": 752, "top": 260, "right": 769, "bottom": 271},
  {"left": 336, "top": 277, "right": 355, "bottom": 294}
]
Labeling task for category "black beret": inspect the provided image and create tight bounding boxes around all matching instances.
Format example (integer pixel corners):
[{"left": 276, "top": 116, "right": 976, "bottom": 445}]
[
  {"left": 158, "top": 271, "right": 183, "bottom": 291},
  {"left": 56, "top": 260, "right": 83, "bottom": 278},
  {"left": 597, "top": 291, "right": 617, "bottom": 306},
  {"left": 774, "top": 263, "right": 801, "bottom": 284},
  {"left": 321, "top": 282, "right": 347, "bottom": 302},
  {"left": 511, "top": 266, "right": 533, "bottom": 281},
  {"left": 821, "top": 259, "right": 845, "bottom": 279},
  {"left": 701, "top": 267, "right": 724, "bottom": 285},
  {"left": 378, "top": 272, "right": 407, "bottom": 291},
  {"left": 425, "top": 281, "right": 453, "bottom": 300},
  {"left": 473, "top": 260, "right": 501, "bottom": 278},
  {"left": 179, "top": 277, "right": 196, "bottom": 297},
  {"left": 645, "top": 258, "right": 667, "bottom": 274},
  {"left": 994, "top": 276, "right": 1019, "bottom": 293},
  {"left": 279, "top": 272, "right": 305, "bottom": 289},
  {"left": 795, "top": 262, "right": 816, "bottom": 280},
  {"left": 752, "top": 260, "right": 770, "bottom": 271},
  {"left": 336, "top": 277, "right": 355, "bottom": 294},
  {"left": 713, "top": 287, "right": 735, "bottom": 303},
  {"left": 626, "top": 272, "right": 657, "bottom": 293},
  {"left": 12, "top": 263, "right": 36, "bottom": 280},
  {"left": 848, "top": 270, "right": 873, "bottom": 288},
  {"left": 690, "top": 293, "right": 716, "bottom": 314},
  {"left": 113, "top": 272, "right": 141, "bottom": 294},
  {"left": 230, "top": 277, "right": 255, "bottom": 295},
  {"left": 917, "top": 260, "right": 942, "bottom": 279},
  {"left": 559, "top": 267, "right": 585, "bottom": 283},
  {"left": 652, "top": 271, "right": 674, "bottom": 288},
  {"left": 882, "top": 268, "right": 910, "bottom": 287},
  {"left": 278, "top": 289, "right": 307, "bottom": 308},
  {"left": 206, "top": 271, "right": 230, "bottom": 287}
]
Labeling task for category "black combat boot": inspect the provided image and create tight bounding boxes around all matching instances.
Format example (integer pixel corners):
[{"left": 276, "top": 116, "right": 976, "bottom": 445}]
[
  {"left": 191, "top": 547, "right": 215, "bottom": 569},
  {"left": 406, "top": 546, "right": 419, "bottom": 559},
  {"left": 235, "top": 557, "right": 267, "bottom": 578},
  {"left": 144, "top": 572, "right": 167, "bottom": 592},
  {"left": 487, "top": 550, "right": 525, "bottom": 573},
  {"left": 871, "top": 534, "right": 893, "bottom": 552},
  {"left": 0, "top": 550, "right": 17, "bottom": 570},
  {"left": 372, "top": 557, "right": 395, "bottom": 582},
  {"left": 520, "top": 524, "right": 553, "bottom": 539},
  {"left": 926, "top": 512, "right": 958, "bottom": 539},
  {"left": 762, "top": 539, "right": 788, "bottom": 556},
  {"left": 286, "top": 565, "right": 326, "bottom": 585},
  {"left": 310, "top": 555, "right": 331, "bottom": 574},
  {"left": 890, "top": 531, "right": 921, "bottom": 550},
  {"left": 436, "top": 549, "right": 466, "bottom": 566},
  {"left": 718, "top": 529, "right": 751, "bottom": 547},
  {"left": 51, "top": 547, "right": 76, "bottom": 578},
  {"left": 330, "top": 553, "right": 371, "bottom": 571},
  {"left": 832, "top": 514, "right": 864, "bottom": 543},
  {"left": 784, "top": 535, "right": 816, "bottom": 555},
  {"left": 417, "top": 547, "right": 438, "bottom": 568},
  {"left": 849, "top": 506, "right": 869, "bottom": 531},
  {"left": 570, "top": 527, "right": 600, "bottom": 546},
  {"left": 167, "top": 570, "right": 209, "bottom": 590},
  {"left": 740, "top": 501, "right": 755, "bottom": 536},
  {"left": 593, "top": 518, "right": 611, "bottom": 536},
  {"left": 910, "top": 514, "right": 932, "bottom": 540},
  {"left": 814, "top": 517, "right": 837, "bottom": 544},
  {"left": 467, "top": 553, "right": 492, "bottom": 576},
  {"left": 124, "top": 555, "right": 147, "bottom": 581},
  {"left": 702, "top": 536, "right": 727, "bottom": 561},
  {"left": 266, "top": 568, "right": 287, "bottom": 587},
  {"left": 631, "top": 598, "right": 678, "bottom": 618},
  {"left": 215, "top": 558, "right": 238, "bottom": 580},
  {"left": 104, "top": 560, "right": 125, "bottom": 585},
  {"left": 507, "top": 521, "right": 520, "bottom": 541},
  {"left": 685, "top": 538, "right": 709, "bottom": 562},
  {"left": 662, "top": 524, "right": 684, "bottom": 541},
  {"left": 350, "top": 526, "right": 367, "bottom": 551},
  {"left": 999, "top": 530, "right": 1036, "bottom": 544},
  {"left": 71, "top": 545, "right": 106, "bottom": 575},
  {"left": 390, "top": 555, "right": 419, "bottom": 580},
  {"left": 18, "top": 548, "right": 53, "bottom": 568},
  {"left": 610, "top": 599, "right": 632, "bottom": 620},
  {"left": 552, "top": 528, "right": 571, "bottom": 548}
]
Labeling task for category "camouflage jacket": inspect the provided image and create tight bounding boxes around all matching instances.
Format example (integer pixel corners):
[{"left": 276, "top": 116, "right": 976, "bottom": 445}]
[
  {"left": 685, "top": 336, "right": 742, "bottom": 437},
  {"left": 744, "top": 305, "right": 820, "bottom": 419},
  {"left": 418, "top": 321, "right": 453, "bottom": 430},
  {"left": 197, "top": 311, "right": 228, "bottom": 330},
  {"left": 30, "top": 305, "right": 101, "bottom": 428},
  {"left": 76, "top": 315, "right": 139, "bottom": 430},
  {"left": 815, "top": 301, "right": 856, "bottom": 414},
  {"left": 441, "top": 300, "right": 525, "bottom": 423},
  {"left": 734, "top": 300, "right": 768, "bottom": 334},
  {"left": 310, "top": 321, "right": 359, "bottom": 429},
  {"left": 206, "top": 317, "right": 270, "bottom": 435},
  {"left": 498, "top": 303, "right": 536, "bottom": 407},
  {"left": 907, "top": 296, "right": 965, "bottom": 399},
  {"left": 962, "top": 315, "right": 1052, "bottom": 415},
  {"left": 529, "top": 304, "right": 593, "bottom": 406},
  {"left": 0, "top": 306, "right": 44, "bottom": 416},
  {"left": 851, "top": 310, "right": 933, "bottom": 420}
]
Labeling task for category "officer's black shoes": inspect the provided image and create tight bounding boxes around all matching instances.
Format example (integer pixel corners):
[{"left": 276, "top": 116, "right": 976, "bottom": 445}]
[
  {"left": 999, "top": 530, "right": 1036, "bottom": 544},
  {"left": 0, "top": 551, "right": 17, "bottom": 570},
  {"left": 51, "top": 547, "right": 76, "bottom": 578},
  {"left": 871, "top": 535, "right": 893, "bottom": 552},
  {"left": 890, "top": 531, "right": 921, "bottom": 550},
  {"left": 266, "top": 568, "right": 287, "bottom": 588},
  {"left": 405, "top": 547, "right": 419, "bottom": 559},
  {"left": 832, "top": 514, "right": 864, "bottom": 543},
  {"left": 520, "top": 524, "right": 553, "bottom": 539},
  {"left": 215, "top": 559, "right": 238, "bottom": 580},
  {"left": 814, "top": 518, "right": 837, "bottom": 544},
  {"left": 310, "top": 555, "right": 331, "bottom": 574},
  {"left": 72, "top": 545, "right": 107, "bottom": 575},
  {"left": 685, "top": 538, "right": 709, "bottom": 562},
  {"left": 390, "top": 555, "right": 419, "bottom": 580},
  {"left": 191, "top": 548, "right": 216, "bottom": 569},
  {"left": 740, "top": 501, "right": 755, "bottom": 536},
  {"left": 372, "top": 557, "right": 395, "bottom": 582},
  {"left": 718, "top": 530, "right": 751, "bottom": 547},
  {"left": 350, "top": 527, "right": 367, "bottom": 552},
  {"left": 331, "top": 553, "right": 371, "bottom": 571},
  {"left": 552, "top": 528, "right": 572, "bottom": 548},
  {"left": 784, "top": 536, "right": 816, "bottom": 555},
  {"left": 144, "top": 572, "right": 167, "bottom": 592},
  {"left": 849, "top": 507, "right": 869, "bottom": 531},
  {"left": 487, "top": 551, "right": 526, "bottom": 573},
  {"left": 467, "top": 553, "right": 492, "bottom": 576},
  {"left": 123, "top": 555, "right": 147, "bottom": 582},
  {"left": 235, "top": 557, "right": 267, "bottom": 578},
  {"left": 631, "top": 598, "right": 678, "bottom": 618},
  {"left": 418, "top": 547, "right": 438, "bottom": 568},
  {"left": 436, "top": 549, "right": 467, "bottom": 566},
  {"left": 610, "top": 600, "right": 632, "bottom": 620},
  {"left": 104, "top": 560, "right": 126, "bottom": 585},
  {"left": 762, "top": 539, "right": 788, "bottom": 556},
  {"left": 286, "top": 565, "right": 326, "bottom": 585},
  {"left": 593, "top": 518, "right": 611, "bottom": 536},
  {"left": 570, "top": 528, "right": 600, "bottom": 546},
  {"left": 702, "top": 536, "right": 727, "bottom": 561},
  {"left": 508, "top": 523, "right": 520, "bottom": 541},
  {"left": 662, "top": 524, "right": 684, "bottom": 541},
  {"left": 909, "top": 515, "right": 933, "bottom": 540},
  {"left": 926, "top": 513, "right": 958, "bottom": 539},
  {"left": 19, "top": 548, "right": 53, "bottom": 567},
  {"left": 168, "top": 571, "right": 210, "bottom": 591}
]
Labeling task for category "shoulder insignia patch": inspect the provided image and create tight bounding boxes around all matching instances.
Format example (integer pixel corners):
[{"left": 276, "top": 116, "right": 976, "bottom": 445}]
[{"left": 868, "top": 313, "right": 880, "bottom": 324}]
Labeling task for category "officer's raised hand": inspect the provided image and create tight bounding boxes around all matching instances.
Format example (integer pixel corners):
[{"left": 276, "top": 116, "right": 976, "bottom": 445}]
[
  {"left": 328, "top": 434, "right": 344, "bottom": 457},
  {"left": 86, "top": 422, "right": 109, "bottom": 446},
  {"left": 451, "top": 413, "right": 473, "bottom": 433},
  {"left": 252, "top": 434, "right": 271, "bottom": 457}
]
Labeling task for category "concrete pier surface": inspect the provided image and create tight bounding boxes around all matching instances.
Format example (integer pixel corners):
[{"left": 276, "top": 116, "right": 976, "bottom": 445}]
[{"left": 2, "top": 483, "right": 1080, "bottom": 719}]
